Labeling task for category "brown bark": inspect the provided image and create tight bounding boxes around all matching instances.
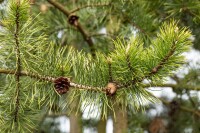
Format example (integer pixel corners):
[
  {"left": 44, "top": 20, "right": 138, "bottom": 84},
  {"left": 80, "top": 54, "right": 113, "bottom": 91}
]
[
  {"left": 69, "top": 98, "right": 82, "bottom": 133},
  {"left": 113, "top": 105, "right": 127, "bottom": 133},
  {"left": 149, "top": 117, "right": 167, "bottom": 133},
  {"left": 29, "top": 0, "right": 35, "bottom": 4},
  {"left": 97, "top": 119, "right": 106, "bottom": 133},
  {"left": 69, "top": 112, "right": 82, "bottom": 133}
]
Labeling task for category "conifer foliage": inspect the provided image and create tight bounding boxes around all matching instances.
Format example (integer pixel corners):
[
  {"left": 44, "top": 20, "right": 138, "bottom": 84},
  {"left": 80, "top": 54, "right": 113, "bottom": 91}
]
[{"left": 0, "top": 0, "right": 192, "bottom": 132}]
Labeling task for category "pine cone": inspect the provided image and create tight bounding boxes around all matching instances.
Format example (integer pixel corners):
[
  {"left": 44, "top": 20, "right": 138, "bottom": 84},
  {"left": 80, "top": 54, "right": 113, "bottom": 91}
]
[
  {"left": 68, "top": 15, "right": 79, "bottom": 26},
  {"left": 54, "top": 77, "right": 70, "bottom": 94},
  {"left": 168, "top": 100, "right": 179, "bottom": 116}
]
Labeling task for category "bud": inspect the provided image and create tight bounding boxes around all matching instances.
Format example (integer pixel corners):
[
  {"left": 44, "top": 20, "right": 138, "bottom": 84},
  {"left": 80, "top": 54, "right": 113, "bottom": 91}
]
[
  {"left": 40, "top": 4, "right": 48, "bottom": 13},
  {"left": 106, "top": 82, "right": 117, "bottom": 96}
]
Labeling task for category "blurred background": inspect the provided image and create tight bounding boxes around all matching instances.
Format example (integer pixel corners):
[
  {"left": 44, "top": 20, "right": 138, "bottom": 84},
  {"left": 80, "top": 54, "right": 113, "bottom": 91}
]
[{"left": 0, "top": 0, "right": 200, "bottom": 133}]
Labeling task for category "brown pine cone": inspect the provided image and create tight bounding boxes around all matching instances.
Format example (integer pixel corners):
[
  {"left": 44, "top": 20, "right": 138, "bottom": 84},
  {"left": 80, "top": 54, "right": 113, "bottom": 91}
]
[
  {"left": 54, "top": 77, "right": 70, "bottom": 94},
  {"left": 68, "top": 15, "right": 79, "bottom": 26}
]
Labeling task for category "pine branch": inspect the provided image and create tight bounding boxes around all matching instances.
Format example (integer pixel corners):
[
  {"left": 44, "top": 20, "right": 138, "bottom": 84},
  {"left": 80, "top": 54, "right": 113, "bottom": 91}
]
[
  {"left": 0, "top": 69, "right": 54, "bottom": 82},
  {"left": 1, "top": 69, "right": 199, "bottom": 91},
  {"left": 47, "top": 0, "right": 96, "bottom": 57},
  {"left": 14, "top": 1, "right": 21, "bottom": 122},
  {"left": 69, "top": 3, "right": 110, "bottom": 14},
  {"left": 120, "top": 38, "right": 177, "bottom": 89},
  {"left": 0, "top": 69, "right": 104, "bottom": 92},
  {"left": 149, "top": 41, "right": 176, "bottom": 75},
  {"left": 126, "top": 54, "right": 134, "bottom": 73}
]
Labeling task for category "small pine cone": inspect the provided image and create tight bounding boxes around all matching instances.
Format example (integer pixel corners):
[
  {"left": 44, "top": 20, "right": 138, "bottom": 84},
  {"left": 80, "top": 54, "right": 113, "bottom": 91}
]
[
  {"left": 68, "top": 15, "right": 79, "bottom": 26},
  {"left": 169, "top": 100, "right": 179, "bottom": 116},
  {"left": 54, "top": 77, "right": 70, "bottom": 94},
  {"left": 106, "top": 82, "right": 117, "bottom": 96}
]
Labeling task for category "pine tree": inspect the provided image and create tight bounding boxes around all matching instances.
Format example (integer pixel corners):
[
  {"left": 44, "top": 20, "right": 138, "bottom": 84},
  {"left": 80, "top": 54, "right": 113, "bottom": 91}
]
[{"left": 0, "top": 0, "right": 199, "bottom": 133}]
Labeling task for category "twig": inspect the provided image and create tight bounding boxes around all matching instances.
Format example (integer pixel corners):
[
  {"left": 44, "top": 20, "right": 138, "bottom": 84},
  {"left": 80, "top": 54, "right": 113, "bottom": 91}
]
[
  {"left": 47, "top": 0, "right": 96, "bottom": 57},
  {"left": 149, "top": 40, "right": 176, "bottom": 75},
  {"left": 126, "top": 54, "right": 134, "bottom": 72},
  {"left": 170, "top": 74, "right": 180, "bottom": 83},
  {"left": 14, "top": 2, "right": 21, "bottom": 122},
  {"left": 0, "top": 69, "right": 104, "bottom": 92},
  {"left": 70, "top": 82, "right": 104, "bottom": 92},
  {"left": 0, "top": 69, "right": 54, "bottom": 82},
  {"left": 69, "top": 3, "right": 110, "bottom": 14},
  {"left": 1, "top": 69, "right": 199, "bottom": 91},
  {"left": 125, "top": 17, "right": 149, "bottom": 36},
  {"left": 186, "top": 91, "right": 197, "bottom": 108},
  {"left": 0, "top": 21, "right": 5, "bottom": 27},
  {"left": 89, "top": 33, "right": 115, "bottom": 39},
  {"left": 107, "top": 58, "right": 113, "bottom": 82}
]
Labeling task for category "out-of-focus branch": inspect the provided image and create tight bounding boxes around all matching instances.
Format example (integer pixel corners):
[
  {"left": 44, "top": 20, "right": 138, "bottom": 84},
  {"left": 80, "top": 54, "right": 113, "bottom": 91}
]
[
  {"left": 47, "top": 0, "right": 96, "bottom": 57},
  {"left": 69, "top": 3, "right": 110, "bottom": 14},
  {"left": 46, "top": 113, "right": 68, "bottom": 117},
  {"left": 125, "top": 18, "right": 149, "bottom": 36},
  {"left": 0, "top": 21, "right": 5, "bottom": 27},
  {"left": 48, "top": 27, "right": 69, "bottom": 36},
  {"left": 89, "top": 33, "right": 115, "bottom": 39},
  {"left": 143, "top": 84, "right": 200, "bottom": 91},
  {"left": 159, "top": 98, "right": 200, "bottom": 117}
]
